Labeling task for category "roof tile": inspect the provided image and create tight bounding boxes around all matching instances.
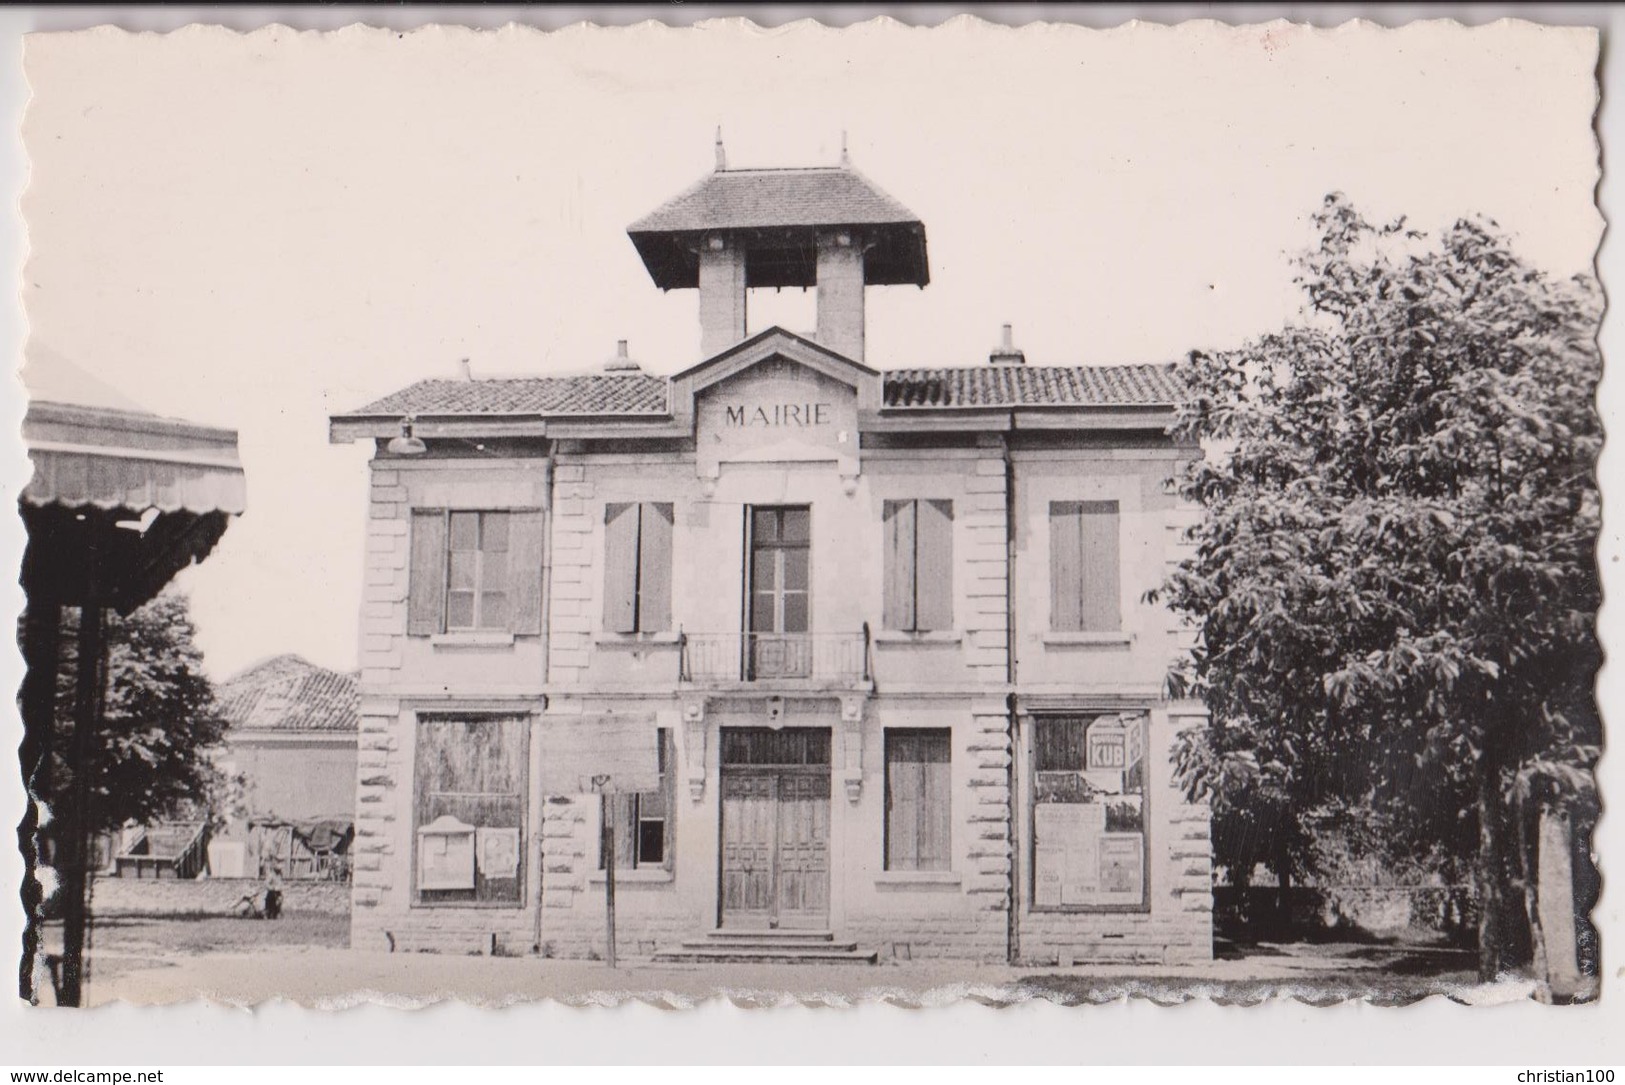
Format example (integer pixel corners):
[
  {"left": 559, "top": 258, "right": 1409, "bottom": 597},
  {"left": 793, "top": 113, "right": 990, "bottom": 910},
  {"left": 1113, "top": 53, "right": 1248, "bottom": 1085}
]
[
  {"left": 341, "top": 363, "right": 1184, "bottom": 419},
  {"left": 882, "top": 364, "right": 1185, "bottom": 409},
  {"left": 628, "top": 167, "right": 920, "bottom": 234},
  {"left": 349, "top": 375, "right": 669, "bottom": 417}
]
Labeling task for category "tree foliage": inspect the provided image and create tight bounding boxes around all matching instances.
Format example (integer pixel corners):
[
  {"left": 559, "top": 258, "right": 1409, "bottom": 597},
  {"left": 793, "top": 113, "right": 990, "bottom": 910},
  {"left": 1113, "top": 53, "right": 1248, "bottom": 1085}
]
[
  {"left": 55, "top": 592, "right": 230, "bottom": 834},
  {"left": 1159, "top": 194, "right": 1602, "bottom": 977}
]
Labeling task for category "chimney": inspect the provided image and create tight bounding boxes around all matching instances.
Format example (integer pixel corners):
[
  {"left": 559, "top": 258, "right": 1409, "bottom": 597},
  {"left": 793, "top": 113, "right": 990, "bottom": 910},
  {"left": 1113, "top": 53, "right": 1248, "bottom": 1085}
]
[
  {"left": 815, "top": 229, "right": 865, "bottom": 362},
  {"left": 989, "top": 323, "right": 1026, "bottom": 365},
  {"left": 458, "top": 357, "right": 474, "bottom": 380},
  {"left": 604, "top": 339, "right": 642, "bottom": 373},
  {"left": 714, "top": 127, "right": 727, "bottom": 171}
]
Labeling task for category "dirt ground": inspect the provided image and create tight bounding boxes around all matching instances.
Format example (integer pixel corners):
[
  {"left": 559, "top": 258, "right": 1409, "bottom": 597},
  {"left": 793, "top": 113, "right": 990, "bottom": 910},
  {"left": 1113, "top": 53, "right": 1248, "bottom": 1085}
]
[{"left": 34, "top": 908, "right": 1509, "bottom": 1008}]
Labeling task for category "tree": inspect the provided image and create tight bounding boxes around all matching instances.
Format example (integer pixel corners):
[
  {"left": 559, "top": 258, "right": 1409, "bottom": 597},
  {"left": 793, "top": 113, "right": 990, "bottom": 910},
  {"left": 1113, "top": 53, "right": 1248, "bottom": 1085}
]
[
  {"left": 52, "top": 591, "right": 230, "bottom": 835},
  {"left": 1159, "top": 194, "right": 1602, "bottom": 983}
]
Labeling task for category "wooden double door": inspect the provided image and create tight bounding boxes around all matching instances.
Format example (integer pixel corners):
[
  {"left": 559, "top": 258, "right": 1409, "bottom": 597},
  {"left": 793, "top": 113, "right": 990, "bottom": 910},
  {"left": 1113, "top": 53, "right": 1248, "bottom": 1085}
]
[{"left": 719, "top": 728, "right": 831, "bottom": 929}]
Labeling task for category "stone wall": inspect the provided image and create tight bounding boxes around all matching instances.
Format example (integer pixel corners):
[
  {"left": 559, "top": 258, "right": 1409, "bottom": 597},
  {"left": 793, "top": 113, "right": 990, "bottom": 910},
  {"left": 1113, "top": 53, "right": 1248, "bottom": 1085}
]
[{"left": 88, "top": 876, "right": 349, "bottom": 916}]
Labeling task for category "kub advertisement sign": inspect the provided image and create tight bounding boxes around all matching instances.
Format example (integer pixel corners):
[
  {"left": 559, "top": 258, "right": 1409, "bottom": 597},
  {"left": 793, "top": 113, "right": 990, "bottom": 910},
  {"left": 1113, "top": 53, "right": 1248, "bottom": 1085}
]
[{"left": 538, "top": 716, "right": 660, "bottom": 795}]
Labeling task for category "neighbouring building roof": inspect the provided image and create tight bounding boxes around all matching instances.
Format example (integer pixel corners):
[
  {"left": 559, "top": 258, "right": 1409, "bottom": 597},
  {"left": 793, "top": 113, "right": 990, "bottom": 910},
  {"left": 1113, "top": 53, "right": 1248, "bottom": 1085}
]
[
  {"left": 338, "top": 361, "right": 1185, "bottom": 420},
  {"left": 218, "top": 654, "right": 359, "bottom": 735}
]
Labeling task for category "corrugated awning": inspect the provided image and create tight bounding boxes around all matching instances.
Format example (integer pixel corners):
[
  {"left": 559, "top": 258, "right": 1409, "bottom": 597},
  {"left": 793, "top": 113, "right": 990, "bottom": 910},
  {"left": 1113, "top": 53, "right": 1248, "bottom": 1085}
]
[
  {"left": 22, "top": 400, "right": 246, "bottom": 515},
  {"left": 20, "top": 399, "right": 246, "bottom": 613}
]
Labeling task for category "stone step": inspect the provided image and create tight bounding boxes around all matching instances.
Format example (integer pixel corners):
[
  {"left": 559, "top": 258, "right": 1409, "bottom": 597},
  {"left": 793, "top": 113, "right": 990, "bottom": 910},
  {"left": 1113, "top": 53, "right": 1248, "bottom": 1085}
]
[
  {"left": 651, "top": 945, "right": 879, "bottom": 965},
  {"left": 679, "top": 937, "right": 860, "bottom": 953},
  {"left": 700, "top": 929, "right": 837, "bottom": 943}
]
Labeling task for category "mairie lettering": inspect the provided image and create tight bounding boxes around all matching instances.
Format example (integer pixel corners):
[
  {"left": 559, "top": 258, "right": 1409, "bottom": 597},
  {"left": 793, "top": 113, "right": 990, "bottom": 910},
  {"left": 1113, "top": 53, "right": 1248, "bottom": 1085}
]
[{"left": 722, "top": 403, "right": 832, "bottom": 428}]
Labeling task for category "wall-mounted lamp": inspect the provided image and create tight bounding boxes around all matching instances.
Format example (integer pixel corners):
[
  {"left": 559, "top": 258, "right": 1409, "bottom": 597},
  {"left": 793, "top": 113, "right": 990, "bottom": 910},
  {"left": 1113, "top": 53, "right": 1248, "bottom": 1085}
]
[{"left": 387, "top": 415, "right": 427, "bottom": 456}]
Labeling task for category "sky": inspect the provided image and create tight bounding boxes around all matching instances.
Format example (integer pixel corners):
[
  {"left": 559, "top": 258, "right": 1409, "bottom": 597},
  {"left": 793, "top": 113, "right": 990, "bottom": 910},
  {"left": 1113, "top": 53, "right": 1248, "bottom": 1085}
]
[{"left": 18, "top": 17, "right": 1602, "bottom": 680}]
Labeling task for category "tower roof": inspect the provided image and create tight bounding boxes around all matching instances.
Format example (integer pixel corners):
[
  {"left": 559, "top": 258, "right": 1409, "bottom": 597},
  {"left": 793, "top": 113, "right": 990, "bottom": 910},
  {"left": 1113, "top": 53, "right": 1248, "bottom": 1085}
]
[{"left": 627, "top": 165, "right": 929, "bottom": 290}]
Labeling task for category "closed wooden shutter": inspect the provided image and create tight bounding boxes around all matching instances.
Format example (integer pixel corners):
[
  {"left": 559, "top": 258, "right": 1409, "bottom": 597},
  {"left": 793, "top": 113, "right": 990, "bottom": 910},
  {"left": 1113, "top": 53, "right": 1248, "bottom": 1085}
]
[
  {"left": 915, "top": 499, "right": 954, "bottom": 632},
  {"left": 882, "top": 499, "right": 916, "bottom": 631},
  {"left": 918, "top": 734, "right": 951, "bottom": 872},
  {"left": 1049, "top": 502, "right": 1084, "bottom": 632},
  {"left": 638, "top": 503, "right": 674, "bottom": 632},
  {"left": 508, "top": 509, "right": 546, "bottom": 636},
  {"left": 407, "top": 510, "right": 448, "bottom": 636},
  {"left": 602, "top": 503, "right": 639, "bottom": 633},
  {"left": 886, "top": 730, "right": 952, "bottom": 871},
  {"left": 886, "top": 740, "right": 921, "bottom": 869},
  {"left": 1078, "top": 500, "right": 1121, "bottom": 632}
]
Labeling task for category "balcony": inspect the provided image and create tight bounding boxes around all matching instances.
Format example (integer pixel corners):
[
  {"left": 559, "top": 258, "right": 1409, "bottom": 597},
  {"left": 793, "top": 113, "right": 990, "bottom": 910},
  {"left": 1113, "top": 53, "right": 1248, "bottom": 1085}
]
[{"left": 678, "top": 627, "right": 872, "bottom": 689}]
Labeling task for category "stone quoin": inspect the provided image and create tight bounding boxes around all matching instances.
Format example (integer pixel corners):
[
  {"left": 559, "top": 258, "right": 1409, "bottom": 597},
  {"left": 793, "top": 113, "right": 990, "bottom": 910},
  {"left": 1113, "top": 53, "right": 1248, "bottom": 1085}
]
[{"left": 329, "top": 143, "right": 1213, "bottom": 966}]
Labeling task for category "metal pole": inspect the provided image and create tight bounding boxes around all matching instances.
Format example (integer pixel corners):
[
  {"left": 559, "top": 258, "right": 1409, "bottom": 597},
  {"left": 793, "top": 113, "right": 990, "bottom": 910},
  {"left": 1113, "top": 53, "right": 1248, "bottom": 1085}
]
[{"left": 595, "top": 775, "right": 616, "bottom": 968}]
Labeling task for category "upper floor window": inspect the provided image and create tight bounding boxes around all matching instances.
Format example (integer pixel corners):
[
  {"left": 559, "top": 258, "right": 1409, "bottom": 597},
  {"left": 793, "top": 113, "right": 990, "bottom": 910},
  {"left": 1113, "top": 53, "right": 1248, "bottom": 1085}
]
[
  {"left": 1049, "top": 500, "right": 1121, "bottom": 632},
  {"left": 603, "top": 502, "right": 674, "bottom": 633},
  {"left": 882, "top": 499, "right": 953, "bottom": 632},
  {"left": 408, "top": 509, "right": 544, "bottom": 636}
]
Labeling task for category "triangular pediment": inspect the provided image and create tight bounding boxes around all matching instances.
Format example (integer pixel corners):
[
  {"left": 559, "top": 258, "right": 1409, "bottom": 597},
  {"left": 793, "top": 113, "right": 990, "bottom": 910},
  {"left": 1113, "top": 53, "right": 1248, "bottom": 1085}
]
[
  {"left": 671, "top": 327, "right": 880, "bottom": 419},
  {"left": 678, "top": 329, "right": 870, "bottom": 475}
]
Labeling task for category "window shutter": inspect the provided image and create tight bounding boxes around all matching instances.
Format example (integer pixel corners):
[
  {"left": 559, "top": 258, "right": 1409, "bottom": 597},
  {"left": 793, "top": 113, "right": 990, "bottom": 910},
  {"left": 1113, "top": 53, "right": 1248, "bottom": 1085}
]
[
  {"left": 659, "top": 729, "right": 676, "bottom": 870},
  {"left": 407, "top": 510, "right": 448, "bottom": 636},
  {"left": 638, "top": 503, "right": 674, "bottom": 632},
  {"left": 609, "top": 794, "right": 636, "bottom": 870},
  {"left": 919, "top": 733, "right": 952, "bottom": 872},
  {"left": 1078, "top": 501, "right": 1121, "bottom": 632},
  {"left": 887, "top": 739, "right": 921, "bottom": 870},
  {"left": 1049, "top": 502, "right": 1084, "bottom": 632},
  {"left": 914, "top": 499, "right": 954, "bottom": 632},
  {"left": 508, "top": 509, "right": 546, "bottom": 636},
  {"left": 602, "top": 503, "right": 640, "bottom": 633},
  {"left": 882, "top": 500, "right": 917, "bottom": 631}
]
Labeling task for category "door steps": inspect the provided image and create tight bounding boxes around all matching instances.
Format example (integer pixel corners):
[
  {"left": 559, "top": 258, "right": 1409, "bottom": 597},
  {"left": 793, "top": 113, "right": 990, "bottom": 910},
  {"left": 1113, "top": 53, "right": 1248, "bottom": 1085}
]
[{"left": 651, "top": 929, "right": 878, "bottom": 965}]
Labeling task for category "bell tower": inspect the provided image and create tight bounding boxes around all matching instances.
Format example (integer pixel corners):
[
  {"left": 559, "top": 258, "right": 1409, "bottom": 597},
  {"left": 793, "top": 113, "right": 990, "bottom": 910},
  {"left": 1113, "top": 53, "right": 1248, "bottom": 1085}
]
[{"left": 627, "top": 136, "right": 930, "bottom": 362}]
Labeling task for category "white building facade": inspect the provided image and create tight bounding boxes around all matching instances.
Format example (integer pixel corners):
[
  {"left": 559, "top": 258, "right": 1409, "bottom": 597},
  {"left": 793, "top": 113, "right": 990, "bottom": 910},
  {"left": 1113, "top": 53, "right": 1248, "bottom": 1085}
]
[{"left": 330, "top": 157, "right": 1213, "bottom": 965}]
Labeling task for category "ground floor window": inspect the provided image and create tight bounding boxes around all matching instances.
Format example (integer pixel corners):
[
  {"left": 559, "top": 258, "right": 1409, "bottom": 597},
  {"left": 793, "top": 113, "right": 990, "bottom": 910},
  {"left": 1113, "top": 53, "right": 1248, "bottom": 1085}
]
[
  {"left": 602, "top": 728, "right": 675, "bottom": 870},
  {"left": 1031, "top": 714, "right": 1148, "bottom": 910},
  {"left": 413, "top": 715, "right": 528, "bottom": 905},
  {"left": 884, "top": 729, "right": 952, "bottom": 871}
]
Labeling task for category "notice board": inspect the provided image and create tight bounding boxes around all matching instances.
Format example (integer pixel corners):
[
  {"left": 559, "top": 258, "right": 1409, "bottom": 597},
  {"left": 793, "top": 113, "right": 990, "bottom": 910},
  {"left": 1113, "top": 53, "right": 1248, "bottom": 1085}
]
[{"left": 538, "top": 716, "right": 661, "bottom": 795}]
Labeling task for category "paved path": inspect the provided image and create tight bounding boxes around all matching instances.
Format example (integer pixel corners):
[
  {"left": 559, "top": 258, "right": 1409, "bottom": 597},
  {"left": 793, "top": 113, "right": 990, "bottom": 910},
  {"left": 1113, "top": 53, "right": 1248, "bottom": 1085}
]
[{"left": 80, "top": 942, "right": 1506, "bottom": 1008}]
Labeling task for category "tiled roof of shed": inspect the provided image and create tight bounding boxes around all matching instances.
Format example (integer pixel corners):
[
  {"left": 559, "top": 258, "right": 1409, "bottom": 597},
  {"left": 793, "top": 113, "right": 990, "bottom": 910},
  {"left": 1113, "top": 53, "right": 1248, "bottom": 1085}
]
[
  {"left": 882, "top": 364, "right": 1186, "bottom": 408},
  {"left": 218, "top": 654, "right": 359, "bottom": 734},
  {"left": 628, "top": 166, "right": 920, "bottom": 234},
  {"left": 348, "top": 374, "right": 669, "bottom": 417}
]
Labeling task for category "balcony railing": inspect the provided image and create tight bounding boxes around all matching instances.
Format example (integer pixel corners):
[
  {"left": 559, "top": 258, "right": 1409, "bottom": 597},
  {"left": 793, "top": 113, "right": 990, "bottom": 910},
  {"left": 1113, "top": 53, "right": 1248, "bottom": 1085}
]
[{"left": 679, "top": 626, "right": 872, "bottom": 685}]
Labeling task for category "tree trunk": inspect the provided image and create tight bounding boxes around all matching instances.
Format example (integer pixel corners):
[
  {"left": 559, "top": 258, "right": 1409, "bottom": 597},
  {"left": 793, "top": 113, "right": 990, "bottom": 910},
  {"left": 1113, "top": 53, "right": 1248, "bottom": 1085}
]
[
  {"left": 17, "top": 601, "right": 61, "bottom": 1004},
  {"left": 1514, "top": 789, "right": 1549, "bottom": 996},
  {"left": 1476, "top": 743, "right": 1505, "bottom": 983},
  {"left": 1274, "top": 835, "right": 1292, "bottom": 937}
]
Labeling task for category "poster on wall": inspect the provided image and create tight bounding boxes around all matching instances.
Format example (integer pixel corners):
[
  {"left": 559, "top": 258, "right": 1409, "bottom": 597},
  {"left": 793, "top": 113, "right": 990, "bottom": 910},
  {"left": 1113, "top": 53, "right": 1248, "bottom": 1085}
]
[
  {"left": 1033, "top": 714, "right": 1148, "bottom": 908},
  {"left": 477, "top": 826, "right": 521, "bottom": 881},
  {"left": 417, "top": 815, "right": 476, "bottom": 891}
]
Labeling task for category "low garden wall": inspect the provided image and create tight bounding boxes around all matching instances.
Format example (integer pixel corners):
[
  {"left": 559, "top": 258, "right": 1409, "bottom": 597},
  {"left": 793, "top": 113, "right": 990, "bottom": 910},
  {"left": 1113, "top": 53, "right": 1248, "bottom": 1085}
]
[{"left": 88, "top": 876, "right": 350, "bottom": 916}]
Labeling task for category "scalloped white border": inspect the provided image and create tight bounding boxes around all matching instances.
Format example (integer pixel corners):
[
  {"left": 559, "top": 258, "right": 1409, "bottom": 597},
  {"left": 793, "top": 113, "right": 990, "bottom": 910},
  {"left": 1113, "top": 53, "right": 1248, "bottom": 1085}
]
[{"left": 1, "top": 4, "right": 1616, "bottom": 1067}]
